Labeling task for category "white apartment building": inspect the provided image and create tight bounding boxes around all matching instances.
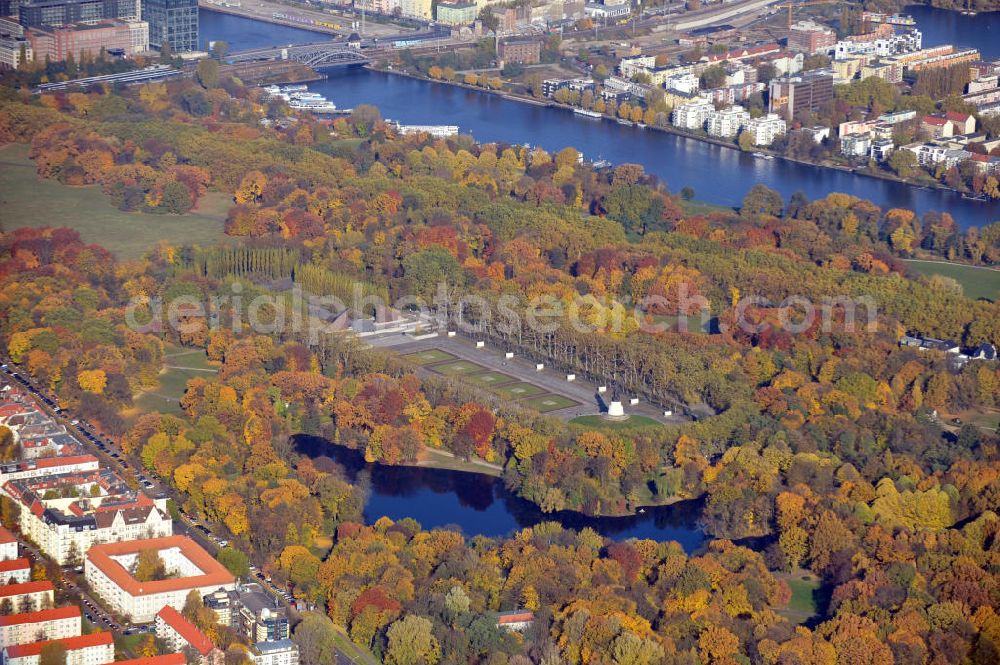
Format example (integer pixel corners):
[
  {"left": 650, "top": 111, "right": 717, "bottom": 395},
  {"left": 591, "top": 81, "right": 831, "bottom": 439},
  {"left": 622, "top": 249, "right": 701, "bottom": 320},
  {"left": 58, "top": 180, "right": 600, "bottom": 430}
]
[
  {"left": 671, "top": 100, "right": 715, "bottom": 130},
  {"left": 251, "top": 640, "right": 299, "bottom": 665},
  {"left": 0, "top": 606, "right": 82, "bottom": 647},
  {"left": 0, "top": 581, "right": 55, "bottom": 612},
  {"left": 0, "top": 35, "right": 31, "bottom": 69},
  {"left": 0, "top": 456, "right": 99, "bottom": 488},
  {"left": 745, "top": 113, "right": 787, "bottom": 146},
  {"left": 618, "top": 55, "right": 656, "bottom": 78},
  {"left": 156, "top": 606, "right": 221, "bottom": 665},
  {"left": 126, "top": 20, "right": 149, "bottom": 54},
  {"left": 5, "top": 471, "right": 172, "bottom": 565},
  {"left": 664, "top": 73, "right": 699, "bottom": 94},
  {"left": 400, "top": 0, "right": 433, "bottom": 19},
  {"left": 86, "top": 536, "right": 236, "bottom": 623},
  {"left": 0, "top": 527, "right": 17, "bottom": 562},
  {"left": 706, "top": 107, "right": 751, "bottom": 138},
  {"left": 0, "top": 557, "right": 31, "bottom": 584},
  {"left": 1, "top": 632, "right": 114, "bottom": 665}
]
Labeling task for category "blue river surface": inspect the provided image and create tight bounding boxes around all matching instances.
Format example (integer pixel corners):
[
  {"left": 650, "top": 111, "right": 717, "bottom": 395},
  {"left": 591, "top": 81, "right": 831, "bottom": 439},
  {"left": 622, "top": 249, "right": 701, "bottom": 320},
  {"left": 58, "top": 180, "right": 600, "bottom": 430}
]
[{"left": 201, "top": 8, "right": 1000, "bottom": 230}]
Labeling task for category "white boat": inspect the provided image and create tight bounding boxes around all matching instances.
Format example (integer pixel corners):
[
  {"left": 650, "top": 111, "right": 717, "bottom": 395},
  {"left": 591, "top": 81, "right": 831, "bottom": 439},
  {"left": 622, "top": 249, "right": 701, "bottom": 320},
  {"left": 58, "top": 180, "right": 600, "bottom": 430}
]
[
  {"left": 573, "top": 108, "right": 602, "bottom": 119},
  {"left": 616, "top": 118, "right": 634, "bottom": 126},
  {"left": 281, "top": 84, "right": 308, "bottom": 93},
  {"left": 288, "top": 99, "right": 338, "bottom": 113},
  {"left": 291, "top": 92, "right": 325, "bottom": 100}
]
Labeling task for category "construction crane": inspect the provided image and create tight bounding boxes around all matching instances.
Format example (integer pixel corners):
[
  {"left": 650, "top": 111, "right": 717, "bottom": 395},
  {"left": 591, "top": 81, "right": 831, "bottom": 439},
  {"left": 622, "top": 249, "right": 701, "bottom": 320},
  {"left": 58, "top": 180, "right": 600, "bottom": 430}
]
[{"left": 778, "top": 0, "right": 841, "bottom": 30}]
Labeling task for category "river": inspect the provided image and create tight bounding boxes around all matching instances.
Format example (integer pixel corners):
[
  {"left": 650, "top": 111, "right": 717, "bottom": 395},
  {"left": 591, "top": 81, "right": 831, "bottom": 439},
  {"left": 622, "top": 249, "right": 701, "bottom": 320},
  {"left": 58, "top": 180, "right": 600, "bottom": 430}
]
[
  {"left": 295, "top": 435, "right": 707, "bottom": 551},
  {"left": 201, "top": 8, "right": 1000, "bottom": 230}
]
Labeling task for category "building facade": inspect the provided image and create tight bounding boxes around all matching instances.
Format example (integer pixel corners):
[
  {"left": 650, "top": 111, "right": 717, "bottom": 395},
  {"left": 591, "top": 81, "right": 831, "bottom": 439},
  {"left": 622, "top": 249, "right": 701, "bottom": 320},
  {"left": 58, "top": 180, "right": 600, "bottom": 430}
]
[
  {"left": 142, "top": 0, "right": 197, "bottom": 52},
  {"left": 787, "top": 20, "right": 836, "bottom": 55},
  {"left": 0, "top": 606, "right": 81, "bottom": 647},
  {"left": 498, "top": 38, "right": 539, "bottom": 64},
  {"left": 745, "top": 113, "right": 787, "bottom": 146},
  {"left": 671, "top": 100, "right": 714, "bottom": 130},
  {"left": 156, "top": 606, "right": 222, "bottom": 665},
  {"left": 1, "top": 632, "right": 114, "bottom": 665},
  {"left": 17, "top": 0, "right": 137, "bottom": 26},
  {"left": 768, "top": 70, "right": 834, "bottom": 120},
  {"left": 434, "top": 1, "right": 476, "bottom": 25},
  {"left": 250, "top": 640, "right": 299, "bottom": 665},
  {"left": 0, "top": 557, "right": 31, "bottom": 584},
  {"left": 0, "top": 527, "right": 17, "bottom": 561},
  {"left": 0, "top": 580, "right": 55, "bottom": 612},
  {"left": 706, "top": 106, "right": 750, "bottom": 138}
]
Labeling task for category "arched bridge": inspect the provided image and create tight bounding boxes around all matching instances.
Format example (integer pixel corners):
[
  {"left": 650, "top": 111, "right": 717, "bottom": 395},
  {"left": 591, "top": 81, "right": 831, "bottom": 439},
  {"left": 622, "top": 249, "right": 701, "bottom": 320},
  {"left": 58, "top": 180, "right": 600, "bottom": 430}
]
[{"left": 227, "top": 42, "right": 370, "bottom": 67}]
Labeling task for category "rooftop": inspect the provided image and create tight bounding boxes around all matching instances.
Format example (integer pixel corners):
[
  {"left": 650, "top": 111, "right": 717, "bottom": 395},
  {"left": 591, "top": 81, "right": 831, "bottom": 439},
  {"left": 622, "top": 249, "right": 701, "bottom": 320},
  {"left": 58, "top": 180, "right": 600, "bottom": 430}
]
[
  {"left": 86, "top": 535, "right": 234, "bottom": 596},
  {"left": 0, "top": 580, "right": 54, "bottom": 597},
  {"left": 0, "top": 557, "right": 31, "bottom": 573},
  {"left": 0, "top": 605, "right": 79, "bottom": 627},
  {"left": 157, "top": 606, "right": 214, "bottom": 655},
  {"left": 3, "top": 631, "right": 112, "bottom": 658},
  {"left": 0, "top": 526, "right": 15, "bottom": 544},
  {"left": 113, "top": 656, "right": 186, "bottom": 665}
]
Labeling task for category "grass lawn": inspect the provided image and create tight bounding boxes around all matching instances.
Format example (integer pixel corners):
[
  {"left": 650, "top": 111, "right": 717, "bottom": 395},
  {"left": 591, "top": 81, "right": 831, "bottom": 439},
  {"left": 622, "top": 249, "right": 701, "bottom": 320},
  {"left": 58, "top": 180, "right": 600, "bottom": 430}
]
[
  {"left": 132, "top": 345, "right": 217, "bottom": 417},
  {"left": 678, "top": 198, "right": 734, "bottom": 217},
  {"left": 0, "top": 143, "right": 231, "bottom": 261},
  {"left": 115, "top": 633, "right": 147, "bottom": 658},
  {"left": 419, "top": 446, "right": 503, "bottom": 477},
  {"left": 973, "top": 411, "right": 1000, "bottom": 431},
  {"left": 404, "top": 349, "right": 459, "bottom": 365},
  {"left": 777, "top": 571, "right": 822, "bottom": 624},
  {"left": 905, "top": 259, "right": 1000, "bottom": 302},
  {"left": 495, "top": 381, "right": 548, "bottom": 399},
  {"left": 570, "top": 414, "right": 663, "bottom": 430},
  {"left": 466, "top": 370, "right": 516, "bottom": 387},
  {"left": 433, "top": 359, "right": 485, "bottom": 375},
  {"left": 520, "top": 393, "right": 578, "bottom": 413}
]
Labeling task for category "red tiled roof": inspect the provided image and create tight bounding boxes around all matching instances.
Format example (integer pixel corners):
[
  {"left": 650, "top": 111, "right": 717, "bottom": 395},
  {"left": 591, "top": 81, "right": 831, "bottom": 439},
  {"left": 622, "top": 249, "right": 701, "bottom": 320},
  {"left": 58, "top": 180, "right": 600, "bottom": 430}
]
[
  {"left": 157, "top": 606, "right": 214, "bottom": 655},
  {"left": 86, "top": 536, "right": 234, "bottom": 597},
  {"left": 0, "top": 557, "right": 31, "bottom": 573},
  {"left": 0, "top": 580, "right": 54, "bottom": 597},
  {"left": 31, "top": 455, "right": 98, "bottom": 469},
  {"left": 945, "top": 111, "right": 971, "bottom": 122},
  {"left": 0, "top": 605, "right": 80, "bottom": 627},
  {"left": 3, "top": 631, "right": 112, "bottom": 658},
  {"left": 922, "top": 116, "right": 948, "bottom": 126},
  {"left": 497, "top": 611, "right": 535, "bottom": 623},
  {"left": 0, "top": 526, "right": 15, "bottom": 544},
  {"left": 110, "top": 655, "right": 187, "bottom": 665}
]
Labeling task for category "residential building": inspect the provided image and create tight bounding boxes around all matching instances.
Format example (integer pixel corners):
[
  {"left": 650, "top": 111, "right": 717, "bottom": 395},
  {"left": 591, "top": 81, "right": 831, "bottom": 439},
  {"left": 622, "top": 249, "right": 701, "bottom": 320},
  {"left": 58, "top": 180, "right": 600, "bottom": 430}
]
[
  {"left": 768, "top": 70, "right": 834, "bottom": 120},
  {"left": 945, "top": 111, "right": 975, "bottom": 135},
  {"left": 156, "top": 606, "right": 223, "bottom": 665},
  {"left": 664, "top": 72, "right": 698, "bottom": 94},
  {"left": 870, "top": 138, "right": 895, "bottom": 162},
  {"left": 618, "top": 54, "right": 655, "bottom": 78},
  {"left": 802, "top": 125, "right": 830, "bottom": 143},
  {"left": 0, "top": 33, "right": 30, "bottom": 68},
  {"left": 904, "top": 47, "right": 979, "bottom": 73},
  {"left": 832, "top": 56, "right": 867, "bottom": 84},
  {"left": 399, "top": 0, "right": 432, "bottom": 20},
  {"left": 85, "top": 536, "right": 236, "bottom": 623},
  {"left": 1, "top": 632, "right": 114, "bottom": 665},
  {"left": 0, "top": 581, "right": 55, "bottom": 613},
  {"left": 435, "top": 1, "right": 476, "bottom": 25},
  {"left": 250, "top": 640, "right": 298, "bottom": 665},
  {"left": 232, "top": 584, "right": 289, "bottom": 644},
  {"left": 878, "top": 110, "right": 916, "bottom": 125},
  {"left": 967, "top": 75, "right": 998, "bottom": 94},
  {"left": 757, "top": 51, "right": 803, "bottom": 76},
  {"left": 903, "top": 143, "right": 970, "bottom": 169},
  {"left": 0, "top": 455, "right": 99, "bottom": 487},
  {"left": 203, "top": 588, "right": 232, "bottom": 626},
  {"left": 840, "top": 134, "right": 871, "bottom": 158},
  {"left": 496, "top": 610, "right": 535, "bottom": 631},
  {"left": 4, "top": 469, "right": 172, "bottom": 565},
  {"left": 603, "top": 75, "right": 649, "bottom": 99},
  {"left": 142, "top": 0, "right": 197, "bottom": 52},
  {"left": 860, "top": 61, "right": 902, "bottom": 83},
  {"left": 0, "top": 557, "right": 31, "bottom": 584},
  {"left": 0, "top": 526, "right": 16, "bottom": 561},
  {"left": 498, "top": 38, "right": 540, "bottom": 65},
  {"left": 541, "top": 77, "right": 592, "bottom": 98},
  {"left": 921, "top": 115, "right": 954, "bottom": 139},
  {"left": 671, "top": 100, "right": 714, "bottom": 130},
  {"left": 787, "top": 20, "right": 836, "bottom": 55},
  {"left": 17, "top": 0, "right": 139, "bottom": 27},
  {"left": 0, "top": 606, "right": 82, "bottom": 647},
  {"left": 706, "top": 106, "right": 750, "bottom": 138}
]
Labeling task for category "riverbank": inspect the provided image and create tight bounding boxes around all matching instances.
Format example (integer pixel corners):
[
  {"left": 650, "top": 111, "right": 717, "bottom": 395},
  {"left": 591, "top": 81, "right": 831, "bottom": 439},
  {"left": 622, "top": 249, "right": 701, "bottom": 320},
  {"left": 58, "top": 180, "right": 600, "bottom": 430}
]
[{"left": 370, "top": 65, "right": 978, "bottom": 202}]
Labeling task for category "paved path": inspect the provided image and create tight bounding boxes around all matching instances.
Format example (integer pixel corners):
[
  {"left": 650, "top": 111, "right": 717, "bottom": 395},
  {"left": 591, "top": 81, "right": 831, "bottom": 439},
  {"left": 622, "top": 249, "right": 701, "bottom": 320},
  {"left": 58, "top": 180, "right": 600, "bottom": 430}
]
[{"left": 383, "top": 334, "right": 687, "bottom": 424}]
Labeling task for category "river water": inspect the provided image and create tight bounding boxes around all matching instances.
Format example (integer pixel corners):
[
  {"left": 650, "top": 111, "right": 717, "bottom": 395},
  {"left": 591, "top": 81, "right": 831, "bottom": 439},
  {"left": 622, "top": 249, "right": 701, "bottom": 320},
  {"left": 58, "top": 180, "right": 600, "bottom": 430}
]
[{"left": 201, "top": 8, "right": 1000, "bottom": 230}]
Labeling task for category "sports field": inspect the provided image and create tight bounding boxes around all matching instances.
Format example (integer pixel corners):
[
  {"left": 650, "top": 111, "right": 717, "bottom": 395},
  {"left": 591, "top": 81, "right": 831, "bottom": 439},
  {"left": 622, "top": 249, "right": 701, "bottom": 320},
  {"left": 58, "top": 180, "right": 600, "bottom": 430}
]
[{"left": 414, "top": 349, "right": 580, "bottom": 413}]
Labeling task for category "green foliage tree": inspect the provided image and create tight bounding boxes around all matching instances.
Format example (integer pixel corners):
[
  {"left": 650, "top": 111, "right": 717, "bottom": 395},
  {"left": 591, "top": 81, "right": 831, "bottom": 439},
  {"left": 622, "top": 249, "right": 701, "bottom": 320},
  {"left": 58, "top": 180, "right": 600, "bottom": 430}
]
[{"left": 385, "top": 615, "right": 440, "bottom": 665}]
